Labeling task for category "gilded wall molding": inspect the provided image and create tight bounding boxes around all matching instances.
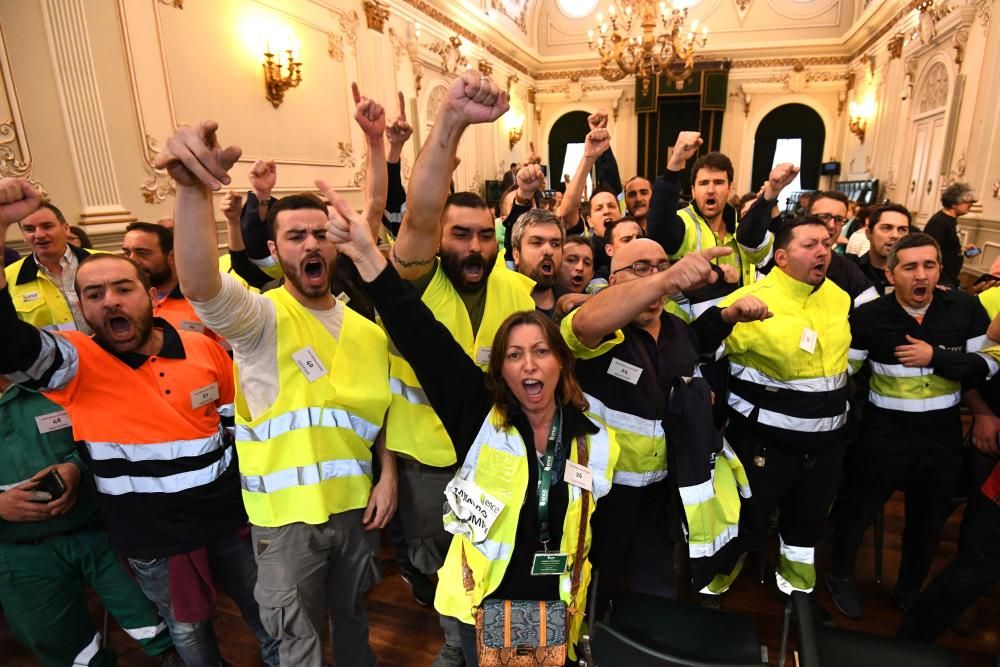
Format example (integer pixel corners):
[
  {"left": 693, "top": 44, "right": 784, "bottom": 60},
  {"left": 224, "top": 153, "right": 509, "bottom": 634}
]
[
  {"left": 397, "top": 0, "right": 530, "bottom": 75},
  {"left": 491, "top": 0, "right": 528, "bottom": 34},
  {"left": 139, "top": 134, "right": 175, "bottom": 204},
  {"left": 0, "top": 24, "right": 45, "bottom": 197},
  {"left": 0, "top": 122, "right": 46, "bottom": 197},
  {"left": 157, "top": 0, "right": 183, "bottom": 7},
  {"left": 338, "top": 10, "right": 360, "bottom": 57}
]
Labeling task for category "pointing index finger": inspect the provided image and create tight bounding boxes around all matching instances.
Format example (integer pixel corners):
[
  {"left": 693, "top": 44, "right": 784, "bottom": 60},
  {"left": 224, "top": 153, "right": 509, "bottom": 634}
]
[
  {"left": 397, "top": 91, "right": 406, "bottom": 120},
  {"left": 700, "top": 246, "right": 733, "bottom": 262},
  {"left": 351, "top": 82, "right": 362, "bottom": 105}
]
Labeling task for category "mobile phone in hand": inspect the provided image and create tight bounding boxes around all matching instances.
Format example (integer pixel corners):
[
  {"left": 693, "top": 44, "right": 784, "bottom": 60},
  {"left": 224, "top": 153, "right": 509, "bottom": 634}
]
[
  {"left": 32, "top": 469, "right": 67, "bottom": 502},
  {"left": 965, "top": 246, "right": 981, "bottom": 258}
]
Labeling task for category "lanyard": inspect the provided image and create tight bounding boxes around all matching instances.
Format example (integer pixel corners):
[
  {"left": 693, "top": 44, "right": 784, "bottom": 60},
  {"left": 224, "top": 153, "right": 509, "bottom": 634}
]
[{"left": 536, "top": 408, "right": 563, "bottom": 551}]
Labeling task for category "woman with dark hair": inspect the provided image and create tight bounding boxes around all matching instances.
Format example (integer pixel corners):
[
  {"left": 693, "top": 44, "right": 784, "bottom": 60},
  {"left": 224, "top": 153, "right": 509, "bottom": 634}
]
[
  {"left": 67, "top": 225, "right": 93, "bottom": 249},
  {"left": 321, "top": 185, "right": 619, "bottom": 666}
]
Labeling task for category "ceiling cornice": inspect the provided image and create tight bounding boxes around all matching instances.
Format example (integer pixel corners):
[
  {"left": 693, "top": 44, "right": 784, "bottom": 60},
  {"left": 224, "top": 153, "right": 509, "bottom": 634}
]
[{"left": 394, "top": 0, "right": 926, "bottom": 82}]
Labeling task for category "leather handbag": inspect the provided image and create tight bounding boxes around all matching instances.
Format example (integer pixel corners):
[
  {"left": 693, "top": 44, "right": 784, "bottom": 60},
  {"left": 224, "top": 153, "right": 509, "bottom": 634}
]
[{"left": 464, "top": 434, "right": 592, "bottom": 667}]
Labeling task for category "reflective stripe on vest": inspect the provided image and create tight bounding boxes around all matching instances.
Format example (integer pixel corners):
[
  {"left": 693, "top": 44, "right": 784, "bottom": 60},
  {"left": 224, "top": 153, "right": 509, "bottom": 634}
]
[
  {"left": 868, "top": 363, "right": 962, "bottom": 412},
  {"left": 236, "top": 406, "right": 381, "bottom": 444},
  {"left": 729, "top": 392, "right": 847, "bottom": 432},
  {"left": 584, "top": 393, "right": 665, "bottom": 488},
  {"left": 88, "top": 431, "right": 224, "bottom": 462},
  {"left": 94, "top": 445, "right": 234, "bottom": 495},
  {"left": 389, "top": 377, "right": 430, "bottom": 406},
  {"left": 730, "top": 362, "right": 847, "bottom": 393},
  {"left": 242, "top": 458, "right": 374, "bottom": 494}
]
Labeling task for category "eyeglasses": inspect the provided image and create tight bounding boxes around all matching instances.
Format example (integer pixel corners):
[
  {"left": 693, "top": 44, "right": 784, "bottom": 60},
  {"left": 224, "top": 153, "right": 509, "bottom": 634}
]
[
  {"left": 814, "top": 212, "right": 848, "bottom": 225},
  {"left": 612, "top": 260, "right": 670, "bottom": 277}
]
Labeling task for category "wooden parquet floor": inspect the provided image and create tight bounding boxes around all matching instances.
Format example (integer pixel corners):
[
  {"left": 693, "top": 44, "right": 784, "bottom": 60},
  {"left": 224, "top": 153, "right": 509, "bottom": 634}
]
[{"left": 2, "top": 491, "right": 997, "bottom": 666}]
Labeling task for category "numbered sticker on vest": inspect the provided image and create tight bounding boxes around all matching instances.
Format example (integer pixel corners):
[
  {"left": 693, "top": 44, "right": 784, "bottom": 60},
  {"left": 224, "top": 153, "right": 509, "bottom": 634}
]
[
  {"left": 190, "top": 382, "right": 220, "bottom": 409},
  {"left": 799, "top": 327, "right": 818, "bottom": 354},
  {"left": 607, "top": 357, "right": 643, "bottom": 385},
  {"left": 563, "top": 459, "right": 593, "bottom": 490},
  {"left": 444, "top": 476, "right": 505, "bottom": 544},
  {"left": 335, "top": 292, "right": 351, "bottom": 305},
  {"left": 475, "top": 346, "right": 492, "bottom": 366},
  {"left": 292, "top": 346, "right": 329, "bottom": 383},
  {"left": 35, "top": 410, "right": 71, "bottom": 434},
  {"left": 179, "top": 320, "right": 206, "bottom": 334}
]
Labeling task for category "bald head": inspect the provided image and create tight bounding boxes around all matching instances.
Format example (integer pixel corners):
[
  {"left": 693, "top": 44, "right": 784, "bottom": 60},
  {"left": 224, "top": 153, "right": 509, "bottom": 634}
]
[{"left": 610, "top": 238, "right": 667, "bottom": 275}]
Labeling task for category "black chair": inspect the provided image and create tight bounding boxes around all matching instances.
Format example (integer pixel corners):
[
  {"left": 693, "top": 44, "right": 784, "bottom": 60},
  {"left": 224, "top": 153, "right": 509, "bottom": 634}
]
[
  {"left": 583, "top": 592, "right": 768, "bottom": 667},
  {"left": 789, "top": 591, "right": 959, "bottom": 667}
]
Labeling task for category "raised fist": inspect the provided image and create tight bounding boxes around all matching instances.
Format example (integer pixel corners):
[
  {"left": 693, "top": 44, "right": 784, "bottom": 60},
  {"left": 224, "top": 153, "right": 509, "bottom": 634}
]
[
  {"left": 664, "top": 246, "right": 732, "bottom": 294},
  {"left": 154, "top": 121, "right": 242, "bottom": 191},
  {"left": 352, "top": 82, "right": 386, "bottom": 142},
  {"left": 386, "top": 91, "right": 413, "bottom": 146},
  {"left": 721, "top": 295, "right": 773, "bottom": 324},
  {"left": 667, "top": 131, "right": 703, "bottom": 171},
  {"left": 248, "top": 159, "right": 277, "bottom": 199},
  {"left": 220, "top": 191, "right": 243, "bottom": 225},
  {"left": 516, "top": 164, "right": 545, "bottom": 196},
  {"left": 588, "top": 110, "right": 608, "bottom": 131},
  {"left": 764, "top": 163, "right": 800, "bottom": 201},
  {"left": 445, "top": 70, "right": 509, "bottom": 126},
  {"left": 0, "top": 178, "right": 41, "bottom": 227},
  {"left": 583, "top": 128, "right": 611, "bottom": 159}
]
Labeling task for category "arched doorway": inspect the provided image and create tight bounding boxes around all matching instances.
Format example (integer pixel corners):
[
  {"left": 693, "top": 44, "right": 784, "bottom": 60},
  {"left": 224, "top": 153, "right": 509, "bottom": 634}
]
[
  {"left": 751, "top": 103, "right": 825, "bottom": 197},
  {"left": 548, "top": 111, "right": 590, "bottom": 191}
]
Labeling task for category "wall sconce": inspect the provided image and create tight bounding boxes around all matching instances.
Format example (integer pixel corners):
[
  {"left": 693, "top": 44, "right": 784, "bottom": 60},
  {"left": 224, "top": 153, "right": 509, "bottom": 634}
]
[
  {"left": 478, "top": 60, "right": 493, "bottom": 76},
  {"left": 507, "top": 111, "right": 525, "bottom": 150},
  {"left": 508, "top": 124, "right": 523, "bottom": 151},
  {"left": 263, "top": 36, "right": 302, "bottom": 108},
  {"left": 848, "top": 93, "right": 875, "bottom": 143}
]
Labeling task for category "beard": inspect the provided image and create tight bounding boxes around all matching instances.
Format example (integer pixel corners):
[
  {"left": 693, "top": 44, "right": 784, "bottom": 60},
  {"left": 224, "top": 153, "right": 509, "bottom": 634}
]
[
  {"left": 91, "top": 302, "right": 154, "bottom": 353},
  {"left": 279, "top": 252, "right": 335, "bottom": 300},
  {"left": 525, "top": 257, "right": 557, "bottom": 290},
  {"left": 145, "top": 264, "right": 173, "bottom": 289},
  {"left": 440, "top": 248, "right": 496, "bottom": 293}
]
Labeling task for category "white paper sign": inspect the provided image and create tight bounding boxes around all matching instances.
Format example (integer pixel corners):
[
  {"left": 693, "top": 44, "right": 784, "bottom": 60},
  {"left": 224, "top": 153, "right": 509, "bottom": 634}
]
[
  {"left": 475, "top": 346, "right": 492, "bottom": 366},
  {"left": 35, "top": 410, "right": 71, "bottom": 434},
  {"left": 179, "top": 320, "right": 206, "bottom": 334},
  {"left": 799, "top": 328, "right": 818, "bottom": 354},
  {"left": 443, "top": 476, "right": 505, "bottom": 543},
  {"left": 190, "top": 382, "right": 220, "bottom": 409},
  {"left": 563, "top": 460, "right": 593, "bottom": 490},
  {"left": 292, "top": 346, "right": 328, "bottom": 383},
  {"left": 607, "top": 357, "right": 643, "bottom": 385}
]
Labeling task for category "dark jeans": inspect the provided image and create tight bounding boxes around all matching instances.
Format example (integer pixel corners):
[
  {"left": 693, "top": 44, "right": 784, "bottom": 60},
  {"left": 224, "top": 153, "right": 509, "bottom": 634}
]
[
  {"left": 458, "top": 618, "right": 478, "bottom": 667},
  {"left": 129, "top": 530, "right": 279, "bottom": 667}
]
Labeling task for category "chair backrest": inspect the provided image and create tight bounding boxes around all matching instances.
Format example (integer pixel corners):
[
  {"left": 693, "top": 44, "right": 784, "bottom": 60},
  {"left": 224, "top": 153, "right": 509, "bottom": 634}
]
[
  {"left": 590, "top": 622, "right": 767, "bottom": 667},
  {"left": 791, "top": 592, "right": 959, "bottom": 667}
]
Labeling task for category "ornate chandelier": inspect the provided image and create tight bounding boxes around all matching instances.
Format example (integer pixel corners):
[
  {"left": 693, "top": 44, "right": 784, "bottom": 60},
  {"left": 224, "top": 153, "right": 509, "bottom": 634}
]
[{"left": 588, "top": 1, "right": 708, "bottom": 84}]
